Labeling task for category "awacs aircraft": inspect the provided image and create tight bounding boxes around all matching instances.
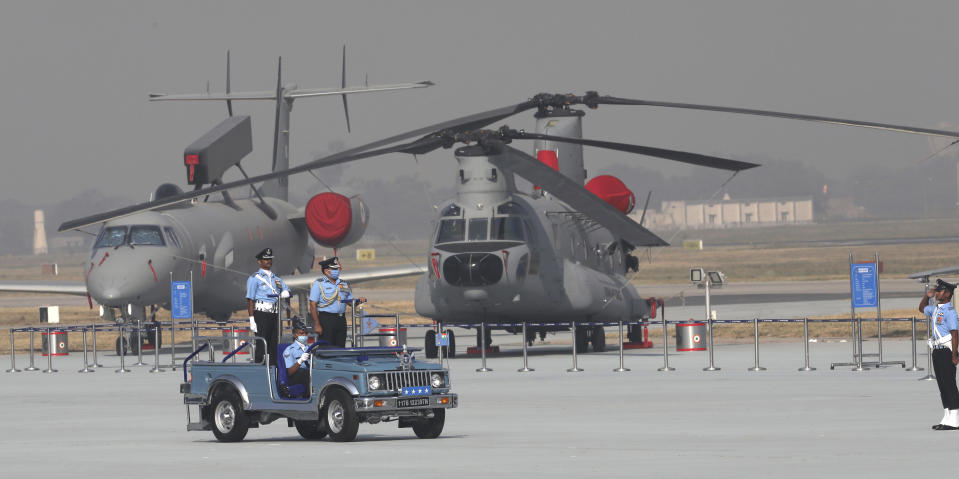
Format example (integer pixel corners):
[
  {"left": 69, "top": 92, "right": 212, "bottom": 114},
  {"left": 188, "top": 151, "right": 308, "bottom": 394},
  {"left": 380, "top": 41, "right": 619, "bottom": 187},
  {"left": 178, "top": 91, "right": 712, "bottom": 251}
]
[
  {"left": 50, "top": 90, "right": 959, "bottom": 357},
  {"left": 0, "top": 52, "right": 429, "bottom": 352}
]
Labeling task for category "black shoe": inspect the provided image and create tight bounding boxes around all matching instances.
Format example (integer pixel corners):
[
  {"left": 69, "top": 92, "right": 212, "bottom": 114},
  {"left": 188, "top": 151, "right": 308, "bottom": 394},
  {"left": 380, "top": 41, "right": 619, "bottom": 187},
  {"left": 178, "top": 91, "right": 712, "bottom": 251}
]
[
  {"left": 933, "top": 424, "right": 944, "bottom": 430},
  {"left": 934, "top": 424, "right": 958, "bottom": 431}
]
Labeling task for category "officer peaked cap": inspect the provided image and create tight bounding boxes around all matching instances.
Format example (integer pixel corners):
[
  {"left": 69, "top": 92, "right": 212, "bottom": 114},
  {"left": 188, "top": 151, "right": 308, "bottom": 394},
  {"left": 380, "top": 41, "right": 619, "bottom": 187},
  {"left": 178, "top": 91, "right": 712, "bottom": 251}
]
[
  {"left": 255, "top": 248, "right": 274, "bottom": 260},
  {"left": 318, "top": 256, "right": 340, "bottom": 270},
  {"left": 935, "top": 278, "right": 956, "bottom": 293},
  {"left": 291, "top": 317, "right": 309, "bottom": 332}
]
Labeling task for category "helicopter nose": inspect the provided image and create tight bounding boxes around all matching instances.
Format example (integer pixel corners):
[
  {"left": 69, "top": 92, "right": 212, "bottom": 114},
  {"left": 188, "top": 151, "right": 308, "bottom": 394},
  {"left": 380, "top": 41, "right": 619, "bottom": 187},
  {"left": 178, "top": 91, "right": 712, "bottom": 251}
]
[
  {"left": 87, "top": 249, "right": 173, "bottom": 305},
  {"left": 442, "top": 253, "right": 503, "bottom": 287}
]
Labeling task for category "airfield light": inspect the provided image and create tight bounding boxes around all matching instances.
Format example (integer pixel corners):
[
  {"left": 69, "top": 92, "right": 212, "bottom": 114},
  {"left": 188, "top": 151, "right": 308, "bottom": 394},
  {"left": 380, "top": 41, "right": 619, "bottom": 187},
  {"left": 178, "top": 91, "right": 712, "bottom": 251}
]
[
  {"left": 690, "top": 268, "right": 704, "bottom": 283},
  {"left": 708, "top": 271, "right": 725, "bottom": 285},
  {"left": 98, "top": 305, "right": 104, "bottom": 317}
]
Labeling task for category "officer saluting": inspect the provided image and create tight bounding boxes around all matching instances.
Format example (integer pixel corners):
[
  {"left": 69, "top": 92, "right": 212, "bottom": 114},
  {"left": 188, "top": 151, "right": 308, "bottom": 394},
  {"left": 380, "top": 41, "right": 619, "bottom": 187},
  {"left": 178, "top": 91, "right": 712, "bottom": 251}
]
[
  {"left": 919, "top": 279, "right": 959, "bottom": 430},
  {"left": 309, "top": 257, "right": 365, "bottom": 347},
  {"left": 246, "top": 248, "right": 290, "bottom": 365}
]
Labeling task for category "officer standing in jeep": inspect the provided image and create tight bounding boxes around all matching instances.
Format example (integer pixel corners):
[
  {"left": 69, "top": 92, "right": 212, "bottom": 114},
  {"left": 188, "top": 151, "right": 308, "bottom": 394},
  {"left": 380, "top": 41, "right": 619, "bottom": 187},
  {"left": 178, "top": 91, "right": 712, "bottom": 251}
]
[
  {"left": 309, "top": 257, "right": 365, "bottom": 347},
  {"left": 246, "top": 248, "right": 290, "bottom": 365}
]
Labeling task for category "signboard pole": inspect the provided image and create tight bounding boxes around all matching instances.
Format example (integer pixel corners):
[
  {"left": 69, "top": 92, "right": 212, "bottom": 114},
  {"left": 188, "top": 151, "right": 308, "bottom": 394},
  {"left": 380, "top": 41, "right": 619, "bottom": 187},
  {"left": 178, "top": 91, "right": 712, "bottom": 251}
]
[
  {"left": 875, "top": 251, "right": 883, "bottom": 364},
  {"left": 849, "top": 253, "right": 858, "bottom": 363}
]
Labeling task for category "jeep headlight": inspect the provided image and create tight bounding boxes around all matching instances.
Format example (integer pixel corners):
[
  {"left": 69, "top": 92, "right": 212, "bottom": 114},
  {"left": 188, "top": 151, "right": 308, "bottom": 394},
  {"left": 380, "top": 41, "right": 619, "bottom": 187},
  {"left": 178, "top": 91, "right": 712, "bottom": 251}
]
[
  {"left": 430, "top": 372, "right": 445, "bottom": 388},
  {"left": 368, "top": 375, "right": 383, "bottom": 391}
]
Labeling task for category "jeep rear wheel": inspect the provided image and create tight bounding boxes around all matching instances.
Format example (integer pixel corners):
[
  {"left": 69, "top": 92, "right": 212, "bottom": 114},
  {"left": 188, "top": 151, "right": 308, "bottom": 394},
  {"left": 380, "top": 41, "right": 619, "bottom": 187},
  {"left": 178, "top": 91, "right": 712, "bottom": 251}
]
[
  {"left": 294, "top": 420, "right": 328, "bottom": 440},
  {"left": 210, "top": 390, "right": 249, "bottom": 442},
  {"left": 412, "top": 408, "right": 445, "bottom": 439},
  {"left": 323, "top": 389, "right": 358, "bottom": 442}
]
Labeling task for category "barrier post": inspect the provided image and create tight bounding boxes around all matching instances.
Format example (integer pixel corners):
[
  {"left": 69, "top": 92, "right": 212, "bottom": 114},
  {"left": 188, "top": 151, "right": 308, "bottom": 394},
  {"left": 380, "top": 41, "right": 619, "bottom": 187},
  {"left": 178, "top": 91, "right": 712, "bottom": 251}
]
[
  {"left": 437, "top": 321, "right": 444, "bottom": 365},
  {"left": 852, "top": 316, "right": 868, "bottom": 371},
  {"left": 394, "top": 314, "right": 401, "bottom": 346},
  {"left": 920, "top": 317, "right": 935, "bottom": 381},
  {"left": 658, "top": 315, "right": 675, "bottom": 372},
  {"left": 567, "top": 322, "right": 583, "bottom": 372},
  {"left": 90, "top": 322, "right": 103, "bottom": 368},
  {"left": 229, "top": 325, "right": 236, "bottom": 364},
  {"left": 748, "top": 317, "right": 766, "bottom": 371},
  {"left": 150, "top": 326, "right": 165, "bottom": 373},
  {"left": 613, "top": 320, "right": 630, "bottom": 372},
  {"left": 907, "top": 316, "right": 923, "bottom": 372},
  {"left": 24, "top": 329, "right": 39, "bottom": 371},
  {"left": 476, "top": 322, "right": 492, "bottom": 372},
  {"left": 132, "top": 320, "right": 147, "bottom": 366},
  {"left": 703, "top": 315, "right": 720, "bottom": 372},
  {"left": 42, "top": 328, "right": 57, "bottom": 374},
  {"left": 798, "top": 317, "right": 816, "bottom": 371},
  {"left": 78, "top": 328, "right": 94, "bottom": 373},
  {"left": 517, "top": 322, "right": 533, "bottom": 373},
  {"left": 6, "top": 329, "right": 20, "bottom": 372},
  {"left": 169, "top": 319, "right": 177, "bottom": 370},
  {"left": 116, "top": 324, "right": 130, "bottom": 373}
]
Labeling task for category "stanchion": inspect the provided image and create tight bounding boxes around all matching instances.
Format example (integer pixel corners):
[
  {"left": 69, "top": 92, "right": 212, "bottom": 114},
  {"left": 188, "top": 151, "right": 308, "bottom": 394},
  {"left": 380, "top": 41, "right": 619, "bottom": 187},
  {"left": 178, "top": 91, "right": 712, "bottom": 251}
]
[
  {"left": 116, "top": 324, "right": 131, "bottom": 373},
  {"left": 567, "top": 322, "right": 583, "bottom": 373},
  {"left": 78, "top": 328, "right": 94, "bottom": 373},
  {"left": 475, "top": 322, "right": 492, "bottom": 372},
  {"left": 132, "top": 321, "right": 147, "bottom": 366},
  {"left": 229, "top": 325, "right": 236, "bottom": 364},
  {"left": 798, "top": 317, "right": 816, "bottom": 371},
  {"left": 703, "top": 316, "right": 720, "bottom": 372},
  {"left": 6, "top": 329, "right": 20, "bottom": 373},
  {"left": 920, "top": 318, "right": 935, "bottom": 381},
  {"left": 907, "top": 316, "right": 923, "bottom": 372},
  {"left": 657, "top": 315, "right": 674, "bottom": 372},
  {"left": 150, "top": 326, "right": 165, "bottom": 373},
  {"left": 748, "top": 317, "right": 766, "bottom": 372},
  {"left": 517, "top": 322, "right": 533, "bottom": 373},
  {"left": 169, "top": 319, "right": 177, "bottom": 370},
  {"left": 90, "top": 322, "right": 103, "bottom": 368},
  {"left": 24, "top": 329, "right": 39, "bottom": 371},
  {"left": 437, "top": 321, "right": 444, "bottom": 366},
  {"left": 852, "top": 316, "right": 868, "bottom": 371},
  {"left": 613, "top": 320, "right": 630, "bottom": 372},
  {"left": 42, "top": 328, "right": 57, "bottom": 374}
]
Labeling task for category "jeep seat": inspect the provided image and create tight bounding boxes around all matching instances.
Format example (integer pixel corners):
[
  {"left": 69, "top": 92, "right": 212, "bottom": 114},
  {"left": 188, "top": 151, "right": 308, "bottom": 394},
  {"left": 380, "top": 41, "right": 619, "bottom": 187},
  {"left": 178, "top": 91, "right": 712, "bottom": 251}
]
[{"left": 276, "top": 343, "right": 308, "bottom": 399}]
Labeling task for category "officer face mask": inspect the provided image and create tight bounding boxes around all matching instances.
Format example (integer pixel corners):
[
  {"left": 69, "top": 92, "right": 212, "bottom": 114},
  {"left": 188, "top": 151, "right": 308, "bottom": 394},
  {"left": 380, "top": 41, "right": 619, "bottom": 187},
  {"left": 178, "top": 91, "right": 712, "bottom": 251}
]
[
  {"left": 297, "top": 335, "right": 308, "bottom": 344},
  {"left": 329, "top": 269, "right": 340, "bottom": 280}
]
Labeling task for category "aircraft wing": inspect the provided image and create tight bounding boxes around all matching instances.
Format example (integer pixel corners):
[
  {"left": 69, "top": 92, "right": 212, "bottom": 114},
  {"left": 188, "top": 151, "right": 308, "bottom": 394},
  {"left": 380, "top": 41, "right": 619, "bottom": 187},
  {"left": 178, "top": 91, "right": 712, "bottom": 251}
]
[
  {"left": 0, "top": 281, "right": 88, "bottom": 296},
  {"left": 284, "top": 264, "right": 426, "bottom": 292},
  {"left": 908, "top": 266, "right": 959, "bottom": 282}
]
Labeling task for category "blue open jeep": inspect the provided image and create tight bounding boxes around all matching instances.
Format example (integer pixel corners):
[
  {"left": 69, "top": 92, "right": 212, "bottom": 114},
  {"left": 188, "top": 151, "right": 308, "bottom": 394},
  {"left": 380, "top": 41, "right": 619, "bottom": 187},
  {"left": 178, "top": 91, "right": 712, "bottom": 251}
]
[{"left": 180, "top": 338, "right": 457, "bottom": 442}]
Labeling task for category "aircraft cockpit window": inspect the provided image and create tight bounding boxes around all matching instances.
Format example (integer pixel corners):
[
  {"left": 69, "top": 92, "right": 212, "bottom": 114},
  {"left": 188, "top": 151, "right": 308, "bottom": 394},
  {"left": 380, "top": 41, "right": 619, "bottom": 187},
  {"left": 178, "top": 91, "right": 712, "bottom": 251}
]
[
  {"left": 436, "top": 219, "right": 465, "bottom": 244},
  {"left": 164, "top": 227, "right": 181, "bottom": 248},
  {"left": 490, "top": 217, "right": 525, "bottom": 241},
  {"left": 441, "top": 204, "right": 462, "bottom": 217},
  {"left": 129, "top": 225, "right": 165, "bottom": 246},
  {"left": 94, "top": 226, "right": 127, "bottom": 248},
  {"left": 468, "top": 218, "right": 488, "bottom": 241},
  {"left": 496, "top": 202, "right": 524, "bottom": 215}
]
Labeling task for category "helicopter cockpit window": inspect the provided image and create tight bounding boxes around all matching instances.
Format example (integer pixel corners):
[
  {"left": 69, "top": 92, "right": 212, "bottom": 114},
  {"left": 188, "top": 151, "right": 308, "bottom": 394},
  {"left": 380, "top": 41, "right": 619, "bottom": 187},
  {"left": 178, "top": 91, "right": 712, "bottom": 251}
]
[
  {"left": 441, "top": 204, "right": 462, "bottom": 217},
  {"left": 94, "top": 226, "right": 127, "bottom": 249},
  {"left": 490, "top": 217, "right": 525, "bottom": 241},
  {"left": 163, "top": 227, "right": 181, "bottom": 248},
  {"left": 496, "top": 201, "right": 524, "bottom": 215},
  {"left": 468, "top": 218, "right": 488, "bottom": 241},
  {"left": 128, "top": 225, "right": 165, "bottom": 246},
  {"left": 436, "top": 219, "right": 466, "bottom": 244}
]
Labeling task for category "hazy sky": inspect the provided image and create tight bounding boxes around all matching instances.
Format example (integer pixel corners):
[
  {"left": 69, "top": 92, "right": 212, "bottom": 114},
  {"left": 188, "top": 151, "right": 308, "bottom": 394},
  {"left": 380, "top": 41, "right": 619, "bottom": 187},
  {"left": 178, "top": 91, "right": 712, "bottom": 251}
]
[{"left": 3, "top": 0, "right": 959, "bottom": 207}]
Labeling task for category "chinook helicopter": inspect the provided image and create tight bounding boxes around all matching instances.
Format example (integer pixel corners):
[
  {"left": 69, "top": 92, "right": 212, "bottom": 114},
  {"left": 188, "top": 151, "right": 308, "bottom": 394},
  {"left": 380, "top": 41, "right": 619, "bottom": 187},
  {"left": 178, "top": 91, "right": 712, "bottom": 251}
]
[
  {"left": 56, "top": 90, "right": 959, "bottom": 356},
  {"left": 3, "top": 51, "right": 430, "bottom": 354}
]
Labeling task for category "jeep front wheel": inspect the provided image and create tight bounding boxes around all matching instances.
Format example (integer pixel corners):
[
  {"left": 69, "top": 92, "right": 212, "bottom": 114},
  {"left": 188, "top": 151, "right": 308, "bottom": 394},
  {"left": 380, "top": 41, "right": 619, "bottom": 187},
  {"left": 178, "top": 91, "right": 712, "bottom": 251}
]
[
  {"left": 412, "top": 408, "right": 445, "bottom": 439},
  {"left": 323, "top": 389, "right": 359, "bottom": 442}
]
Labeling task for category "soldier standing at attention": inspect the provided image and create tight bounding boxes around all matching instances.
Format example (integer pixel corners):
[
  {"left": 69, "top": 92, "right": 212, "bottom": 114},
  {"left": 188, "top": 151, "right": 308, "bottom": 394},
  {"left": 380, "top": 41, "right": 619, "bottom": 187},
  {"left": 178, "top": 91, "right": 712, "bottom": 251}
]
[
  {"left": 310, "top": 257, "right": 365, "bottom": 347},
  {"left": 246, "top": 248, "right": 290, "bottom": 365},
  {"left": 920, "top": 279, "right": 959, "bottom": 430}
]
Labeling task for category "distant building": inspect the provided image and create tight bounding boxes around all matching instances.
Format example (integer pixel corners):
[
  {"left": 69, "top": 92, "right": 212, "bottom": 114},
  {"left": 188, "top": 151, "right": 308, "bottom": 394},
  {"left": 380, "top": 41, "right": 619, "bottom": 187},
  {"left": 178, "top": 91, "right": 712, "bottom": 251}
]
[{"left": 637, "top": 195, "right": 815, "bottom": 229}]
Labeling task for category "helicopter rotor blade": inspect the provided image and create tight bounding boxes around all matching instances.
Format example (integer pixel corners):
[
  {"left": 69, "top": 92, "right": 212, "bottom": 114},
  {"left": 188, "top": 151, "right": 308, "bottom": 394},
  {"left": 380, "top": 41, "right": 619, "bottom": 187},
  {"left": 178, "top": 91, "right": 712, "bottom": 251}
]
[
  {"left": 341, "top": 44, "right": 351, "bottom": 133},
  {"left": 270, "top": 56, "right": 283, "bottom": 172},
  {"left": 225, "top": 50, "right": 233, "bottom": 117},
  {"left": 510, "top": 130, "right": 759, "bottom": 171},
  {"left": 491, "top": 143, "right": 668, "bottom": 247},
  {"left": 593, "top": 95, "right": 959, "bottom": 139}
]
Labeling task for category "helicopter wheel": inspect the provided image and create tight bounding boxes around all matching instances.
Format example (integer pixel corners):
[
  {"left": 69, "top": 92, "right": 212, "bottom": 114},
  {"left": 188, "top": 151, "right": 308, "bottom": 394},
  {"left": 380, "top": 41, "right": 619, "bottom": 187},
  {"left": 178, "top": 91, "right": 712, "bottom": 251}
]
[
  {"left": 443, "top": 329, "right": 456, "bottom": 357},
  {"left": 475, "top": 327, "right": 492, "bottom": 350},
  {"left": 424, "top": 330, "right": 438, "bottom": 358},
  {"left": 590, "top": 325, "right": 607, "bottom": 352},
  {"left": 574, "top": 325, "right": 590, "bottom": 353}
]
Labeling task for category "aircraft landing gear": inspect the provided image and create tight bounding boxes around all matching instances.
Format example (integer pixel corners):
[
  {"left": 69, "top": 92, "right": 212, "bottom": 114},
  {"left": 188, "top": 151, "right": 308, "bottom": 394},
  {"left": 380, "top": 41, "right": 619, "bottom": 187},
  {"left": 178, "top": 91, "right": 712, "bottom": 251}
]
[
  {"left": 590, "top": 325, "right": 607, "bottom": 352},
  {"left": 443, "top": 330, "right": 456, "bottom": 358},
  {"left": 475, "top": 327, "right": 492, "bottom": 350},
  {"left": 424, "top": 330, "right": 438, "bottom": 359},
  {"left": 574, "top": 325, "right": 589, "bottom": 353},
  {"left": 526, "top": 326, "right": 536, "bottom": 347}
]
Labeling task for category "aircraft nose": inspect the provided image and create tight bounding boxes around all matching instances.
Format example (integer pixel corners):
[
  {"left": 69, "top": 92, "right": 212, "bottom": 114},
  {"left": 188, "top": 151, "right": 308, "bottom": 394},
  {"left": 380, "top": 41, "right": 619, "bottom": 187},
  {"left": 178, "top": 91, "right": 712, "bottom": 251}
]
[
  {"left": 442, "top": 253, "right": 503, "bottom": 287},
  {"left": 87, "top": 249, "right": 173, "bottom": 305}
]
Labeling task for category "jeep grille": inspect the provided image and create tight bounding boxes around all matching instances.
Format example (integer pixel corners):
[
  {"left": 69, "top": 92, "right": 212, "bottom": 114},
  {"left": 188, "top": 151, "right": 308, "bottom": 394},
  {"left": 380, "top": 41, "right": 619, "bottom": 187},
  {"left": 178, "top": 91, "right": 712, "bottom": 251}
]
[{"left": 383, "top": 371, "right": 431, "bottom": 391}]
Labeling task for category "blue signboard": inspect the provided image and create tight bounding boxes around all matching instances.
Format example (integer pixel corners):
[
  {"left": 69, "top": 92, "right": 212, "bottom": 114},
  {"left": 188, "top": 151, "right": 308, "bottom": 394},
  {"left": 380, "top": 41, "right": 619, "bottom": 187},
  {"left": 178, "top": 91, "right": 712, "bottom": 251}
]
[
  {"left": 436, "top": 332, "right": 450, "bottom": 347},
  {"left": 850, "top": 263, "right": 878, "bottom": 308},
  {"left": 171, "top": 281, "right": 192, "bottom": 319}
]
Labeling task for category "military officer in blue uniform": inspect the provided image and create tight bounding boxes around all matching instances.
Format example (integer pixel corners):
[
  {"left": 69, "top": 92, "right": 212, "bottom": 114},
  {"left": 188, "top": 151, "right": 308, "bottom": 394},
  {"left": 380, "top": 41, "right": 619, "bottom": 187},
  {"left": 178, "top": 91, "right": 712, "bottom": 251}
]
[
  {"left": 309, "top": 257, "right": 365, "bottom": 347},
  {"left": 246, "top": 248, "right": 290, "bottom": 365},
  {"left": 919, "top": 278, "right": 959, "bottom": 430},
  {"left": 282, "top": 320, "right": 312, "bottom": 392}
]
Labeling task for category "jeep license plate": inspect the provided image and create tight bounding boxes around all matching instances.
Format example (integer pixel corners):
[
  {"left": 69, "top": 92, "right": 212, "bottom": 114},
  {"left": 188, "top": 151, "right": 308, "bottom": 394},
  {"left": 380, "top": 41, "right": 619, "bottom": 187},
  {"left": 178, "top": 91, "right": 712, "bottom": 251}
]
[{"left": 396, "top": 397, "right": 430, "bottom": 408}]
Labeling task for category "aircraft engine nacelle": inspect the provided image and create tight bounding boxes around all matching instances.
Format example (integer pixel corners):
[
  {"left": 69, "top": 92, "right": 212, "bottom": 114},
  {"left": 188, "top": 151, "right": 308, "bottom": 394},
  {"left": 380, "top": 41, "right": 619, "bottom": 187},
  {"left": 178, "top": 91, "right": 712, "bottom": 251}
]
[
  {"left": 304, "top": 192, "right": 369, "bottom": 248},
  {"left": 585, "top": 175, "right": 635, "bottom": 214}
]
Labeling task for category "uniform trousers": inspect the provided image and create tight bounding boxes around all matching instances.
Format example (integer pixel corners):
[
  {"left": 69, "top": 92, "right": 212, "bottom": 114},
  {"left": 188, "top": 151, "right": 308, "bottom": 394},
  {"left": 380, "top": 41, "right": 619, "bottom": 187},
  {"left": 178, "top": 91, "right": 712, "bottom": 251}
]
[
  {"left": 316, "top": 311, "right": 347, "bottom": 347},
  {"left": 932, "top": 348, "right": 959, "bottom": 410},
  {"left": 253, "top": 310, "right": 279, "bottom": 365},
  {"left": 287, "top": 367, "right": 310, "bottom": 388}
]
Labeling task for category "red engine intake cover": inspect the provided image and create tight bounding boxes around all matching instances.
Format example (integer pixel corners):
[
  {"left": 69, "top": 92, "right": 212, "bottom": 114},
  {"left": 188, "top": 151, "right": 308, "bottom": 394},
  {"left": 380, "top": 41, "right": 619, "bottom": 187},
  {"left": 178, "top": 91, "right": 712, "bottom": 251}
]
[
  {"left": 305, "top": 192, "right": 352, "bottom": 247},
  {"left": 585, "top": 175, "right": 636, "bottom": 214}
]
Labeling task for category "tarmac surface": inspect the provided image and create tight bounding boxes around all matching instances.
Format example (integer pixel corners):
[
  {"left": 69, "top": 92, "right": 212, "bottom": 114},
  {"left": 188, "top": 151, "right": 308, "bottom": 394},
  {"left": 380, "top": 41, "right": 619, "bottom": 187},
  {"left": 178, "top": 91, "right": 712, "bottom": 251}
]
[{"left": 0, "top": 335, "right": 951, "bottom": 478}]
